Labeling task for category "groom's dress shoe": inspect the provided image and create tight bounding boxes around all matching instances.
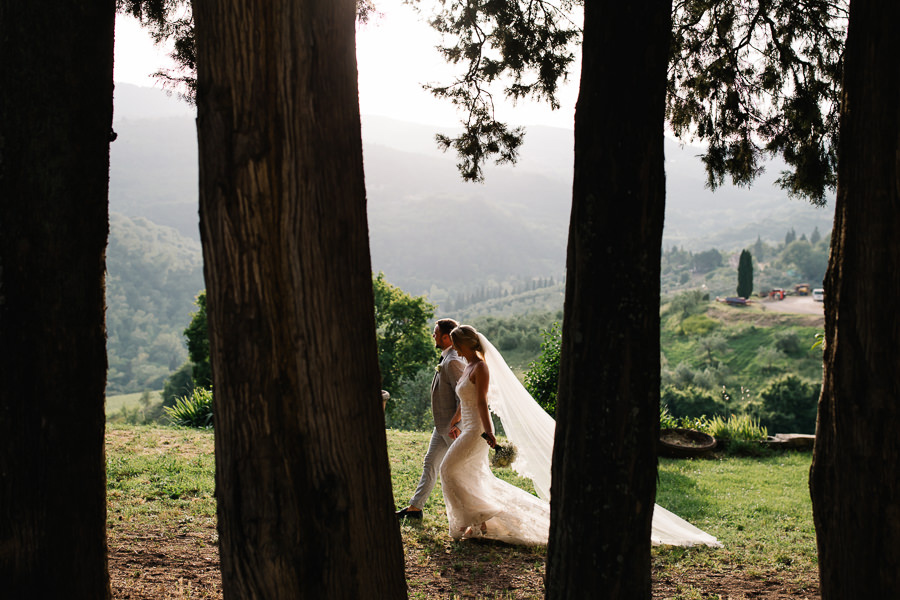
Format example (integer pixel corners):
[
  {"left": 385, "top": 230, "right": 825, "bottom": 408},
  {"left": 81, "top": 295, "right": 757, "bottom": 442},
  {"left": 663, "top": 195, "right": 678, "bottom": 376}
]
[{"left": 396, "top": 508, "right": 423, "bottom": 519}]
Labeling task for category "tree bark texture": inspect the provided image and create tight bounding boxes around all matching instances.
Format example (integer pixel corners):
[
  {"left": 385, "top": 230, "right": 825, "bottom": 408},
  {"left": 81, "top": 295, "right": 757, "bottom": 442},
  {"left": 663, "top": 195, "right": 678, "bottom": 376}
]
[
  {"left": 547, "top": 1, "right": 672, "bottom": 598},
  {"left": 0, "top": 1, "right": 114, "bottom": 597},
  {"left": 193, "top": 0, "right": 407, "bottom": 597},
  {"left": 810, "top": 0, "right": 900, "bottom": 596}
]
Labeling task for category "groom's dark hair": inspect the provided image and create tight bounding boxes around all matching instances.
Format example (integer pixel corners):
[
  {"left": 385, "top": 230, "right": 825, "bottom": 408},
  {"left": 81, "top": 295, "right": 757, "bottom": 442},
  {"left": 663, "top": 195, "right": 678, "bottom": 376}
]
[{"left": 436, "top": 318, "right": 459, "bottom": 336}]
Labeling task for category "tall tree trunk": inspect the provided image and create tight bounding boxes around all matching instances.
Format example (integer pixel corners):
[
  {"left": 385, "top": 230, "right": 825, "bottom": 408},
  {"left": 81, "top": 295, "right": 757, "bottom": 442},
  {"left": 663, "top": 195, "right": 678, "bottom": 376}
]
[
  {"left": 192, "top": 0, "right": 407, "bottom": 597},
  {"left": 0, "top": 1, "right": 114, "bottom": 597},
  {"left": 810, "top": 0, "right": 900, "bottom": 596},
  {"left": 546, "top": 1, "right": 671, "bottom": 598}
]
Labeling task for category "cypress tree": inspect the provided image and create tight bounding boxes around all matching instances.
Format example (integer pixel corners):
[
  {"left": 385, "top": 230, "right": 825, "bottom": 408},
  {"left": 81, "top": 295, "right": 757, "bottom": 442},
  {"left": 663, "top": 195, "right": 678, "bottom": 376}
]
[{"left": 737, "top": 249, "right": 753, "bottom": 298}]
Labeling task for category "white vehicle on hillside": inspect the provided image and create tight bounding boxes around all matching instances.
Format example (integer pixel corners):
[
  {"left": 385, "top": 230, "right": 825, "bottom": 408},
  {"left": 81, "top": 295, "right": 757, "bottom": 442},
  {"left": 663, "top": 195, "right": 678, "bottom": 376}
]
[{"left": 813, "top": 288, "right": 825, "bottom": 302}]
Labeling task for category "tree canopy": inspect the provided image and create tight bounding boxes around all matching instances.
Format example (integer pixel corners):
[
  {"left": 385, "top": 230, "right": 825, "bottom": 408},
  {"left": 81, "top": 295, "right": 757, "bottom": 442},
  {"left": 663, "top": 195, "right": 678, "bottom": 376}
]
[
  {"left": 418, "top": 0, "right": 847, "bottom": 202},
  {"left": 120, "top": 0, "right": 848, "bottom": 201},
  {"left": 373, "top": 272, "right": 437, "bottom": 392}
]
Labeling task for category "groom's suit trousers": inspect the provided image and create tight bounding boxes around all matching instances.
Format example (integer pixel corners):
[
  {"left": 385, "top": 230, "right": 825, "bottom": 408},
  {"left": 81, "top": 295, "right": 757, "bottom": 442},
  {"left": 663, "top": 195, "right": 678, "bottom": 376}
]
[{"left": 410, "top": 428, "right": 455, "bottom": 509}]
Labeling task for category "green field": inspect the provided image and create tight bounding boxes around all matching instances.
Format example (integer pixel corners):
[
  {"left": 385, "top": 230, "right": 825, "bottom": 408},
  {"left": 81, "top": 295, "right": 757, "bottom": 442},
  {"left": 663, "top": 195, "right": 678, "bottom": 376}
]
[
  {"left": 106, "top": 389, "right": 164, "bottom": 421},
  {"left": 106, "top": 424, "right": 817, "bottom": 597}
]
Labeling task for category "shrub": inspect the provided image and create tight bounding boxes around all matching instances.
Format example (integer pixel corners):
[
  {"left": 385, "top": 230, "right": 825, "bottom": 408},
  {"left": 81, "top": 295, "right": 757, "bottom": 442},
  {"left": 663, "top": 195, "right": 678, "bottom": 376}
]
[
  {"left": 659, "top": 404, "right": 679, "bottom": 430},
  {"left": 663, "top": 362, "right": 698, "bottom": 388},
  {"left": 663, "top": 289, "right": 707, "bottom": 323},
  {"left": 706, "top": 413, "right": 768, "bottom": 443},
  {"left": 524, "top": 322, "right": 561, "bottom": 418},
  {"left": 661, "top": 385, "right": 727, "bottom": 419},
  {"left": 755, "top": 346, "right": 787, "bottom": 374},
  {"left": 681, "top": 314, "right": 718, "bottom": 337},
  {"left": 758, "top": 374, "right": 820, "bottom": 434},
  {"left": 162, "top": 361, "right": 195, "bottom": 407},
  {"left": 773, "top": 330, "right": 802, "bottom": 355},
  {"left": 384, "top": 367, "right": 435, "bottom": 431},
  {"left": 165, "top": 387, "right": 214, "bottom": 428},
  {"left": 693, "top": 365, "right": 731, "bottom": 390}
]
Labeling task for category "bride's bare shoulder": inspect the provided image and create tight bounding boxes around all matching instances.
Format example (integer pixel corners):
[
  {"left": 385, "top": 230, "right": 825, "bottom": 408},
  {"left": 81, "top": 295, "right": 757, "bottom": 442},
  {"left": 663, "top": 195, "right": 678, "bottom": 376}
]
[{"left": 473, "top": 359, "right": 489, "bottom": 379}]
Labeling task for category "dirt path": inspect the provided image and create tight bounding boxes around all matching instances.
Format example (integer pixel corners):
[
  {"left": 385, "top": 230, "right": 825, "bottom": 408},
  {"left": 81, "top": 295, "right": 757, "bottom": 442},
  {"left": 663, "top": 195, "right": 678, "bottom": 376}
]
[
  {"left": 759, "top": 295, "right": 825, "bottom": 317},
  {"left": 108, "top": 523, "right": 820, "bottom": 599},
  {"left": 709, "top": 298, "right": 824, "bottom": 328}
]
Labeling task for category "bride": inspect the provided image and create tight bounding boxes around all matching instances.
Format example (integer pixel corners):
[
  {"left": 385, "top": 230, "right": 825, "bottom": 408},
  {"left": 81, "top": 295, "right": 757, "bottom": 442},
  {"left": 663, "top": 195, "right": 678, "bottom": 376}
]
[{"left": 438, "top": 324, "right": 721, "bottom": 547}]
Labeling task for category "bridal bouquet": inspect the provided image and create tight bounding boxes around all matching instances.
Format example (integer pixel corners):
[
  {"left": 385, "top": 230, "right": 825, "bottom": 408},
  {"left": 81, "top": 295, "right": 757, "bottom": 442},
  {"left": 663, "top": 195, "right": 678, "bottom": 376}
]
[{"left": 490, "top": 442, "right": 518, "bottom": 468}]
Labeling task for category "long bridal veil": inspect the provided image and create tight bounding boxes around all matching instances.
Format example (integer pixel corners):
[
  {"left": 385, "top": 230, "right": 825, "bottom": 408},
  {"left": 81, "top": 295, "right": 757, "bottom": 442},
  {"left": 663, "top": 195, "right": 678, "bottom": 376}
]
[{"left": 478, "top": 333, "right": 722, "bottom": 547}]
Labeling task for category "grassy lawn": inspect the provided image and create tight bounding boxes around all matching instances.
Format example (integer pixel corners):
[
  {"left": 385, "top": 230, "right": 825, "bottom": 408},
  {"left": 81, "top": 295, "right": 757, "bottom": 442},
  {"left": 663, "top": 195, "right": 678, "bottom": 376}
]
[
  {"left": 106, "top": 425, "right": 818, "bottom": 598},
  {"left": 106, "top": 390, "right": 163, "bottom": 418}
]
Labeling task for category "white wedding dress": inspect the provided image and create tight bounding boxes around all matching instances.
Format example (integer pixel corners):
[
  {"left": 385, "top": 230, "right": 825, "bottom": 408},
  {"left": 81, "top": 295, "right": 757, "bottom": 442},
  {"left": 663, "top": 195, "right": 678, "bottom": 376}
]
[
  {"left": 438, "top": 333, "right": 722, "bottom": 548},
  {"left": 440, "top": 376, "right": 551, "bottom": 545}
]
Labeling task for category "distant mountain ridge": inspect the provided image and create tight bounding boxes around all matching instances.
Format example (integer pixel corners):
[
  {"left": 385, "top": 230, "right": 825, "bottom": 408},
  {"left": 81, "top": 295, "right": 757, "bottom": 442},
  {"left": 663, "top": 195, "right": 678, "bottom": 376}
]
[{"left": 110, "top": 83, "right": 835, "bottom": 300}]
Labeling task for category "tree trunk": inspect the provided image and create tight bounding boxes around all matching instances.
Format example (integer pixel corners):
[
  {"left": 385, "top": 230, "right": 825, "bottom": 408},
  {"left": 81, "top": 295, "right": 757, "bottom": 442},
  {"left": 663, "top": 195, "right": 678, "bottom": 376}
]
[
  {"left": 192, "top": 0, "right": 407, "bottom": 597},
  {"left": 546, "top": 1, "right": 672, "bottom": 598},
  {"left": 809, "top": 0, "right": 900, "bottom": 596},
  {"left": 0, "top": 1, "right": 114, "bottom": 597}
]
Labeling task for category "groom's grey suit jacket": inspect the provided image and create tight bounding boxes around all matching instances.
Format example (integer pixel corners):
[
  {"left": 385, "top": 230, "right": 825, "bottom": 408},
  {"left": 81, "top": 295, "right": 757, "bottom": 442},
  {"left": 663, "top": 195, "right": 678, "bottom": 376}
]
[{"left": 432, "top": 349, "right": 465, "bottom": 435}]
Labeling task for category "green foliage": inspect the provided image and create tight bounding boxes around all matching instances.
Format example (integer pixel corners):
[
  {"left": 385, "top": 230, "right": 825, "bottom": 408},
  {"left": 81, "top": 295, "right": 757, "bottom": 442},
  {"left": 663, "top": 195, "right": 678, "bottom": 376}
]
[
  {"left": 691, "top": 249, "right": 723, "bottom": 274},
  {"left": 777, "top": 239, "right": 829, "bottom": 283},
  {"left": 422, "top": 0, "right": 581, "bottom": 181},
  {"left": 107, "top": 390, "right": 166, "bottom": 425},
  {"left": 680, "top": 314, "right": 717, "bottom": 337},
  {"left": 373, "top": 273, "right": 437, "bottom": 393},
  {"left": 417, "top": 0, "right": 847, "bottom": 200},
  {"left": 106, "top": 213, "right": 203, "bottom": 394},
  {"left": 668, "top": 2, "right": 846, "bottom": 203},
  {"left": 384, "top": 367, "right": 436, "bottom": 432},
  {"left": 695, "top": 332, "right": 729, "bottom": 368},
  {"left": 773, "top": 330, "right": 802, "bottom": 355},
  {"left": 785, "top": 228, "right": 797, "bottom": 246},
  {"left": 523, "top": 322, "right": 562, "bottom": 418},
  {"left": 706, "top": 414, "right": 768, "bottom": 443},
  {"left": 810, "top": 226, "right": 822, "bottom": 245},
  {"left": 659, "top": 403, "right": 679, "bottom": 430},
  {"left": 737, "top": 249, "right": 753, "bottom": 298},
  {"left": 758, "top": 374, "right": 820, "bottom": 434},
  {"left": 470, "top": 310, "right": 562, "bottom": 369},
  {"left": 164, "top": 387, "right": 213, "bottom": 429},
  {"left": 661, "top": 302, "right": 824, "bottom": 391},
  {"left": 162, "top": 361, "right": 195, "bottom": 407},
  {"left": 661, "top": 385, "right": 727, "bottom": 420},
  {"left": 184, "top": 291, "right": 211, "bottom": 388},
  {"left": 663, "top": 289, "right": 710, "bottom": 333},
  {"left": 812, "top": 331, "right": 825, "bottom": 351},
  {"left": 754, "top": 345, "right": 787, "bottom": 374},
  {"left": 662, "top": 230, "right": 832, "bottom": 299}
]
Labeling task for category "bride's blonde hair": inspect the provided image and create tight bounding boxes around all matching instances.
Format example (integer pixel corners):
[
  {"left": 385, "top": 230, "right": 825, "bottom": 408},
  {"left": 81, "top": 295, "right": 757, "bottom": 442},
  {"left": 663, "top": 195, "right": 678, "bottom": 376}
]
[{"left": 450, "top": 325, "right": 484, "bottom": 356}]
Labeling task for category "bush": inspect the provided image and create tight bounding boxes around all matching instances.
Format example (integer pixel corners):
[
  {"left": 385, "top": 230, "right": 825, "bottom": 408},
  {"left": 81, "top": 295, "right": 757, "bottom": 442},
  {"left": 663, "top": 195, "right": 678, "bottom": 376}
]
[
  {"left": 162, "top": 361, "right": 195, "bottom": 407},
  {"left": 755, "top": 346, "right": 787, "bottom": 374},
  {"left": 758, "top": 374, "right": 820, "bottom": 434},
  {"left": 681, "top": 314, "right": 717, "bottom": 336},
  {"left": 165, "top": 387, "right": 214, "bottom": 428},
  {"left": 384, "top": 367, "right": 436, "bottom": 431},
  {"left": 706, "top": 413, "right": 768, "bottom": 443},
  {"left": 523, "top": 322, "right": 561, "bottom": 418},
  {"left": 661, "top": 385, "right": 727, "bottom": 420},
  {"left": 773, "top": 330, "right": 802, "bottom": 355}
]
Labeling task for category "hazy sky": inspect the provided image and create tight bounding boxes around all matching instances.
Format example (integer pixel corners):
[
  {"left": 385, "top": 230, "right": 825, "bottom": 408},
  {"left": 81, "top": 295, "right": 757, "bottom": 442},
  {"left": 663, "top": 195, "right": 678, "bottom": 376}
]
[{"left": 113, "top": 0, "right": 578, "bottom": 129}]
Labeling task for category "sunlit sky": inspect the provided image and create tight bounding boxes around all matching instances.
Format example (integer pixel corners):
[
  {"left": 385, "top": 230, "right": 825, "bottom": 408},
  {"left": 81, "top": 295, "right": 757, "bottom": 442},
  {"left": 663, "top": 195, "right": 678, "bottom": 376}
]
[{"left": 113, "top": 0, "right": 579, "bottom": 129}]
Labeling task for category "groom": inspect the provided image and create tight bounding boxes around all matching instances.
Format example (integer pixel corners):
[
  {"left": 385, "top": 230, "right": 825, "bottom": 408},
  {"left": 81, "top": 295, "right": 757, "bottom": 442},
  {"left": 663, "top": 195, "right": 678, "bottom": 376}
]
[{"left": 396, "top": 318, "right": 465, "bottom": 519}]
